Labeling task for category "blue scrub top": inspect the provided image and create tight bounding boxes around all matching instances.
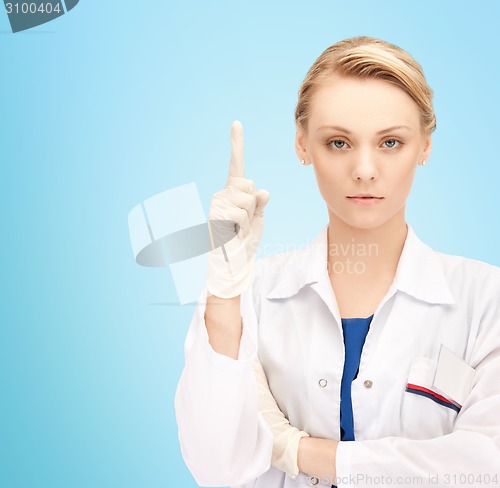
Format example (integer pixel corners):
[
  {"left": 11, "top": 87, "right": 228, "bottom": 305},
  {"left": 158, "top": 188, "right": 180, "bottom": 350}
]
[
  {"left": 332, "top": 314, "right": 373, "bottom": 488},
  {"left": 340, "top": 314, "right": 374, "bottom": 441}
]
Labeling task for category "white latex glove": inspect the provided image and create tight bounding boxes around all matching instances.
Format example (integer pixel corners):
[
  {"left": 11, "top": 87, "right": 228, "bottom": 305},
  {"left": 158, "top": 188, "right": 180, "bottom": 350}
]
[
  {"left": 206, "top": 120, "right": 270, "bottom": 299},
  {"left": 253, "top": 360, "right": 310, "bottom": 478}
]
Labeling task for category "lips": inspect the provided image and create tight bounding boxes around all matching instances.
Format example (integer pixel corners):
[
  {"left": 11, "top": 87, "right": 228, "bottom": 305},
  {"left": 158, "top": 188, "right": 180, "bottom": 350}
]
[
  {"left": 347, "top": 195, "right": 384, "bottom": 207},
  {"left": 348, "top": 194, "right": 383, "bottom": 199}
]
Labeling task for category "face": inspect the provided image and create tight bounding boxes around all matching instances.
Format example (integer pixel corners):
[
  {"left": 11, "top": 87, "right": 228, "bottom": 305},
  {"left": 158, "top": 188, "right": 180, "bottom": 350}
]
[{"left": 295, "top": 75, "right": 432, "bottom": 230}]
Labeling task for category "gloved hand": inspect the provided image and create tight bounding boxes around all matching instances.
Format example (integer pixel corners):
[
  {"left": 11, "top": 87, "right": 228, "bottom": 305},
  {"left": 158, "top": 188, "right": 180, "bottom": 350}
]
[
  {"left": 206, "top": 121, "right": 270, "bottom": 299},
  {"left": 253, "top": 360, "right": 310, "bottom": 478}
]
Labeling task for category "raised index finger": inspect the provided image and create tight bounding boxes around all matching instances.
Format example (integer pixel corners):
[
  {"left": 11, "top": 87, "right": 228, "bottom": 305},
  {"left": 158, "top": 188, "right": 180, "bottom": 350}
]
[{"left": 228, "top": 120, "right": 245, "bottom": 179}]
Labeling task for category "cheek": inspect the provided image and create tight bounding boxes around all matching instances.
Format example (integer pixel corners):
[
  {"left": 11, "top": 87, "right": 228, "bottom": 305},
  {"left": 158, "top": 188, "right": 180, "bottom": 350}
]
[
  {"left": 388, "top": 166, "right": 417, "bottom": 197},
  {"left": 312, "top": 163, "right": 345, "bottom": 202}
]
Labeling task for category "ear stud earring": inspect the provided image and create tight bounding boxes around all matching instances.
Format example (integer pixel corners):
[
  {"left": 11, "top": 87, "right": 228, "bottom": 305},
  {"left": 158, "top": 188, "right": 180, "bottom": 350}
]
[{"left": 301, "top": 159, "right": 306, "bottom": 165}]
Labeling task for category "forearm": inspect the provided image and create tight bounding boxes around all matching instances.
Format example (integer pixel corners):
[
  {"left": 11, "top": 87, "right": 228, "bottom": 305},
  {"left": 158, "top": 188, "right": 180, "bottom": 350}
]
[
  {"left": 175, "top": 291, "right": 273, "bottom": 486},
  {"left": 297, "top": 436, "right": 339, "bottom": 482},
  {"left": 205, "top": 293, "right": 242, "bottom": 359},
  {"left": 335, "top": 431, "right": 499, "bottom": 486}
]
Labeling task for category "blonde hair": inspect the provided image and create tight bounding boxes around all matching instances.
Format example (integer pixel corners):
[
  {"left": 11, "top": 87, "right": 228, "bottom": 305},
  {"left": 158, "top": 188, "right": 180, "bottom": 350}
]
[{"left": 295, "top": 36, "right": 436, "bottom": 134}]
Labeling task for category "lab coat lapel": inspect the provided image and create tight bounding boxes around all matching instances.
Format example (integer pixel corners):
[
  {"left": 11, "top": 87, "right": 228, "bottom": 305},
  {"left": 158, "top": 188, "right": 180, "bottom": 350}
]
[
  {"left": 395, "top": 224, "right": 456, "bottom": 305},
  {"left": 265, "top": 225, "right": 343, "bottom": 326},
  {"left": 264, "top": 223, "right": 455, "bottom": 321}
]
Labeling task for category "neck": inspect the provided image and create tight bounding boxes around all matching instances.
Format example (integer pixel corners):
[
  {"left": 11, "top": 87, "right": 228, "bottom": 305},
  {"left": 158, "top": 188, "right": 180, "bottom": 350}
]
[{"left": 326, "top": 208, "right": 408, "bottom": 280}]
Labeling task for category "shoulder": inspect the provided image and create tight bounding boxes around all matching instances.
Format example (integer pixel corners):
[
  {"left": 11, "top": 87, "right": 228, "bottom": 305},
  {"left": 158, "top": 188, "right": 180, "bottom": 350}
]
[
  {"left": 434, "top": 250, "right": 500, "bottom": 322},
  {"left": 435, "top": 250, "right": 500, "bottom": 290}
]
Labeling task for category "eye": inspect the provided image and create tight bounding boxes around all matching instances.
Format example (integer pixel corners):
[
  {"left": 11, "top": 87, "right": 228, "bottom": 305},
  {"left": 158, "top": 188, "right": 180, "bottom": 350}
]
[
  {"left": 382, "top": 139, "right": 403, "bottom": 149},
  {"left": 328, "top": 139, "right": 349, "bottom": 150}
]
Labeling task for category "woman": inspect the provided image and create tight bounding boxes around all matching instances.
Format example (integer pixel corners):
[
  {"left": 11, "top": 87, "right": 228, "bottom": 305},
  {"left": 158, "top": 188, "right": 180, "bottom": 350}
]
[{"left": 174, "top": 36, "right": 500, "bottom": 487}]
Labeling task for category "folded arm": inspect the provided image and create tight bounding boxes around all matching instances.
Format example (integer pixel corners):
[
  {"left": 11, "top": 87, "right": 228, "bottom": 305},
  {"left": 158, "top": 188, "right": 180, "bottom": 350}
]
[
  {"left": 254, "top": 317, "right": 500, "bottom": 488},
  {"left": 253, "top": 359, "right": 339, "bottom": 480}
]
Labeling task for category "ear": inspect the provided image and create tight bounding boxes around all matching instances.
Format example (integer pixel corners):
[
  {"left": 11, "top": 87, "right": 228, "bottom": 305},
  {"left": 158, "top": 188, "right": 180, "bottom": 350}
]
[
  {"left": 295, "top": 127, "right": 310, "bottom": 164},
  {"left": 421, "top": 132, "right": 432, "bottom": 162}
]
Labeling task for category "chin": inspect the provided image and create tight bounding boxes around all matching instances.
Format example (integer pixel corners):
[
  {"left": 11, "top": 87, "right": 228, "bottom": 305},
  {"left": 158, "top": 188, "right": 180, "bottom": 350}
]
[{"left": 334, "top": 209, "right": 389, "bottom": 231}]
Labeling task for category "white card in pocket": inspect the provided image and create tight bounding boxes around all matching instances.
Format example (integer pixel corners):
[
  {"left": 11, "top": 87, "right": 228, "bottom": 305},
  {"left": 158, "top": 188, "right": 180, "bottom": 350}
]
[{"left": 432, "top": 344, "right": 475, "bottom": 407}]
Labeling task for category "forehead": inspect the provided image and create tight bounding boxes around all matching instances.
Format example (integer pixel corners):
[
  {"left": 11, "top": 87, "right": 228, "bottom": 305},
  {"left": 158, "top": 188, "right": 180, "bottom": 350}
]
[{"left": 308, "top": 75, "right": 421, "bottom": 133}]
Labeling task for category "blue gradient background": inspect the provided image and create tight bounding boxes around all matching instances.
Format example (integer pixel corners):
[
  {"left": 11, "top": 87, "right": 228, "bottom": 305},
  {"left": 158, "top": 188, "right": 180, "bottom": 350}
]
[{"left": 1, "top": 1, "right": 499, "bottom": 487}]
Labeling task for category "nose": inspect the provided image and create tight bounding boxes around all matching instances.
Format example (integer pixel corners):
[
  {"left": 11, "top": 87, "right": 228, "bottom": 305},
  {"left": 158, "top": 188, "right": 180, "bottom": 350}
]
[{"left": 351, "top": 149, "right": 379, "bottom": 181}]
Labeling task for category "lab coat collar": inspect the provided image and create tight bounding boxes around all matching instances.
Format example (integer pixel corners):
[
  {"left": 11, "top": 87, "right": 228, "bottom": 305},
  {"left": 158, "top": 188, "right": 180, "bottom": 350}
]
[{"left": 265, "top": 223, "right": 456, "bottom": 305}]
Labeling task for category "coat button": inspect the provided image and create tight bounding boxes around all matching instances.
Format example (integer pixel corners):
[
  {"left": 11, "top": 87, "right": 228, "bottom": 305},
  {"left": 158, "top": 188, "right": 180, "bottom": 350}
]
[
  {"left": 309, "top": 476, "right": 319, "bottom": 485},
  {"left": 364, "top": 380, "right": 373, "bottom": 389},
  {"left": 318, "top": 378, "right": 328, "bottom": 388}
]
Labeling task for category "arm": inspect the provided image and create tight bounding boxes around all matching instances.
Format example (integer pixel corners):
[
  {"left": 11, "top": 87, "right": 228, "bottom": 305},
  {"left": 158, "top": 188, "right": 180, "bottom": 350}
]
[
  {"left": 333, "top": 329, "right": 500, "bottom": 488},
  {"left": 204, "top": 293, "right": 242, "bottom": 360},
  {"left": 253, "top": 358, "right": 340, "bottom": 480},
  {"left": 255, "top": 318, "right": 500, "bottom": 487},
  {"left": 253, "top": 359, "right": 310, "bottom": 477},
  {"left": 298, "top": 437, "right": 339, "bottom": 482},
  {"left": 174, "top": 121, "right": 275, "bottom": 486},
  {"left": 174, "top": 287, "right": 274, "bottom": 487}
]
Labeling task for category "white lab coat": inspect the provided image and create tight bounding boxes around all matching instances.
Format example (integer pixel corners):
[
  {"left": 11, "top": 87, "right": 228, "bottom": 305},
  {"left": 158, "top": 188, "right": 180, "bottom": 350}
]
[{"left": 174, "top": 223, "right": 500, "bottom": 488}]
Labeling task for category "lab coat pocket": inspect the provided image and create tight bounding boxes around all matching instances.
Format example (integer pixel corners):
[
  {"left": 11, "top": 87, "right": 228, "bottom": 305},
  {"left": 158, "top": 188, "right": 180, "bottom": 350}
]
[{"left": 400, "top": 351, "right": 473, "bottom": 439}]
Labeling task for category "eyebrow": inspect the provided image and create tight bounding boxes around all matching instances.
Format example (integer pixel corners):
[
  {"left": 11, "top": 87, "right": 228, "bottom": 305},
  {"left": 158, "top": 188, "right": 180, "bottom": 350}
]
[{"left": 317, "top": 125, "right": 413, "bottom": 135}]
